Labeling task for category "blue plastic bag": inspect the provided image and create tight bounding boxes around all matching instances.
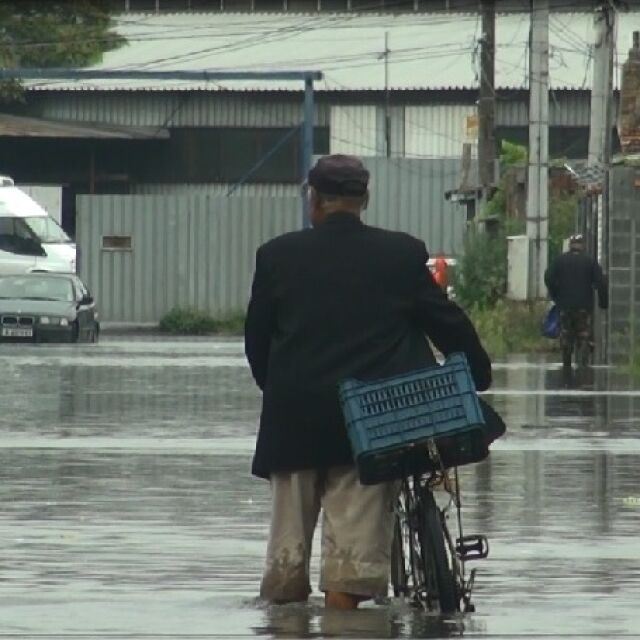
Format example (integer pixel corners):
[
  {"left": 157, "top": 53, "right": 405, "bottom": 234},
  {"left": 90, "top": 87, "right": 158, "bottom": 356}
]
[{"left": 541, "top": 304, "right": 560, "bottom": 339}]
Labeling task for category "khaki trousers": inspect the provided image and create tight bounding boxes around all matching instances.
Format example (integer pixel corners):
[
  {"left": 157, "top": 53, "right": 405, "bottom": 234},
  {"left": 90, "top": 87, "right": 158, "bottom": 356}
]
[{"left": 260, "top": 465, "right": 398, "bottom": 602}]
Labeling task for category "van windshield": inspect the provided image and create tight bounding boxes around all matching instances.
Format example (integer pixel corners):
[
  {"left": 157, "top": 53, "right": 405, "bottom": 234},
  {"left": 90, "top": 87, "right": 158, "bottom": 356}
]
[{"left": 24, "top": 216, "right": 71, "bottom": 244}]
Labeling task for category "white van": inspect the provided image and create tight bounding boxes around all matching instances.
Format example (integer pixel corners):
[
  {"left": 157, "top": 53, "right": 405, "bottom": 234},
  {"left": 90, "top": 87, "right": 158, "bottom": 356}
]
[{"left": 0, "top": 176, "right": 76, "bottom": 275}]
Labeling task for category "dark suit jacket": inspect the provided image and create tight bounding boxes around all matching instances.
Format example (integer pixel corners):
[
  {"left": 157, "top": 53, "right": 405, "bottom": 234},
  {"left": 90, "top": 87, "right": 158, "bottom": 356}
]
[
  {"left": 245, "top": 212, "right": 492, "bottom": 479},
  {"left": 544, "top": 250, "right": 608, "bottom": 312}
]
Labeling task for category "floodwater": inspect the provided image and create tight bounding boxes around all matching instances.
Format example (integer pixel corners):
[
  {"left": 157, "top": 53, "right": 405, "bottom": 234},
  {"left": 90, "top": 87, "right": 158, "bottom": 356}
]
[{"left": 1, "top": 337, "right": 639, "bottom": 639}]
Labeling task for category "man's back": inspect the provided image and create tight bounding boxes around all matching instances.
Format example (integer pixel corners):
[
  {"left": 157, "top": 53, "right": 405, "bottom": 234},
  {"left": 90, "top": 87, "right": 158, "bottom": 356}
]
[
  {"left": 246, "top": 153, "right": 498, "bottom": 608},
  {"left": 263, "top": 217, "right": 436, "bottom": 386},
  {"left": 544, "top": 250, "right": 608, "bottom": 312},
  {"left": 245, "top": 213, "right": 491, "bottom": 479}
]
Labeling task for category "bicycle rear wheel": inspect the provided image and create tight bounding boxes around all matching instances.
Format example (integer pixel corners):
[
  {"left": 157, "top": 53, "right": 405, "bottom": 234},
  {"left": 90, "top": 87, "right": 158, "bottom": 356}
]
[
  {"left": 417, "top": 487, "right": 459, "bottom": 613},
  {"left": 576, "top": 338, "right": 590, "bottom": 369}
]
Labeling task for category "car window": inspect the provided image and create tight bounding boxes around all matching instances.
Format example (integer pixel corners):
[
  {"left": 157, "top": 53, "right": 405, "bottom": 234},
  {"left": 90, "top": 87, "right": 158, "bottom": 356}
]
[
  {"left": 73, "top": 278, "right": 89, "bottom": 301},
  {"left": 0, "top": 276, "right": 74, "bottom": 301},
  {"left": 0, "top": 218, "right": 23, "bottom": 253},
  {"left": 0, "top": 218, "right": 40, "bottom": 255},
  {"left": 14, "top": 219, "right": 38, "bottom": 242},
  {"left": 24, "top": 216, "right": 70, "bottom": 244},
  {"left": 0, "top": 218, "right": 15, "bottom": 252}
]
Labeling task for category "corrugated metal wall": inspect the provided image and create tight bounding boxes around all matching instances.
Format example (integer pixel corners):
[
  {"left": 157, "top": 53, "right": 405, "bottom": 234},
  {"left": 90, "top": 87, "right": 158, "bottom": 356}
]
[
  {"left": 76, "top": 194, "right": 300, "bottom": 322},
  {"left": 132, "top": 183, "right": 299, "bottom": 197},
  {"left": 404, "top": 105, "right": 477, "bottom": 158},
  {"left": 30, "top": 91, "right": 593, "bottom": 130},
  {"left": 363, "top": 157, "right": 470, "bottom": 255},
  {"left": 77, "top": 158, "right": 467, "bottom": 323},
  {"left": 494, "top": 92, "right": 595, "bottom": 127},
  {"left": 330, "top": 105, "right": 385, "bottom": 156},
  {"left": 36, "top": 92, "right": 331, "bottom": 128},
  {"left": 139, "top": 158, "right": 467, "bottom": 257}
]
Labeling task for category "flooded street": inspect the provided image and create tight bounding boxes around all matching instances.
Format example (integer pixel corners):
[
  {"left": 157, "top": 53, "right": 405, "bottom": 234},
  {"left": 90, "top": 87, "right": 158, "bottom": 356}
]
[{"left": 1, "top": 337, "right": 639, "bottom": 638}]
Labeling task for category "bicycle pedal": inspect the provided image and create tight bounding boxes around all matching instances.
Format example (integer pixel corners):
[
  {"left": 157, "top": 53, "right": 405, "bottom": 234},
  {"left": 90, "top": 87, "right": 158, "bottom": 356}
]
[{"left": 456, "top": 534, "right": 489, "bottom": 560}]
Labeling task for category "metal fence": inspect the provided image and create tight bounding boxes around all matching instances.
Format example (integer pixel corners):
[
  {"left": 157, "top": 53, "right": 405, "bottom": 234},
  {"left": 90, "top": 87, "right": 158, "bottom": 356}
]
[
  {"left": 362, "top": 157, "right": 470, "bottom": 255},
  {"left": 77, "top": 158, "right": 469, "bottom": 323},
  {"left": 76, "top": 194, "right": 300, "bottom": 323},
  {"left": 133, "top": 158, "right": 470, "bottom": 257},
  {"left": 576, "top": 192, "right": 607, "bottom": 364},
  {"left": 607, "top": 166, "right": 640, "bottom": 364}
]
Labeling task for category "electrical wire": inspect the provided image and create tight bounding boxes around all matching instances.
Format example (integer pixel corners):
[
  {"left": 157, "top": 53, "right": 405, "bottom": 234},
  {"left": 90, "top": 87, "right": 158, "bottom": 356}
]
[
  {"left": 6, "top": 6, "right": 606, "bottom": 52},
  {"left": 14, "top": 6, "right": 634, "bottom": 94}
]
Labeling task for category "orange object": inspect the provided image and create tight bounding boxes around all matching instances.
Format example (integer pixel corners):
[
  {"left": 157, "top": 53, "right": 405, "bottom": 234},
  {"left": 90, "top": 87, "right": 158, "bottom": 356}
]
[{"left": 433, "top": 256, "right": 448, "bottom": 290}]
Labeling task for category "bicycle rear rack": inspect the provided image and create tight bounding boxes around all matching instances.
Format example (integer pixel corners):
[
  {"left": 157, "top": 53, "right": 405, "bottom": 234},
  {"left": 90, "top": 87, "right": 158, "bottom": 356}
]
[{"left": 456, "top": 534, "right": 489, "bottom": 561}]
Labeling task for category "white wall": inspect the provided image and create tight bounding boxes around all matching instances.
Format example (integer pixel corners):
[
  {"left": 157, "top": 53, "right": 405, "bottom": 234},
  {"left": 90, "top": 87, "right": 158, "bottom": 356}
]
[{"left": 18, "top": 185, "right": 63, "bottom": 225}]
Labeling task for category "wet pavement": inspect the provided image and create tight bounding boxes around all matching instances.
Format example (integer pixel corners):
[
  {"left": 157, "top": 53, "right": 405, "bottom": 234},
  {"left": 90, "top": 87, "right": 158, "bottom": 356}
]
[{"left": 1, "top": 337, "right": 639, "bottom": 639}]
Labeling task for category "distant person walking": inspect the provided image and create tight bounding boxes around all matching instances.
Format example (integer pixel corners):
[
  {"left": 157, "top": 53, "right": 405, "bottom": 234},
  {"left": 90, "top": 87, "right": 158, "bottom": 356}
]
[{"left": 544, "top": 234, "right": 608, "bottom": 370}]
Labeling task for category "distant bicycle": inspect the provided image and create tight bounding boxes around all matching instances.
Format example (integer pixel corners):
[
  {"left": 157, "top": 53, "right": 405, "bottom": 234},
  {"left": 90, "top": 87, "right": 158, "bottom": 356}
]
[
  {"left": 390, "top": 440, "right": 488, "bottom": 613},
  {"left": 560, "top": 309, "right": 592, "bottom": 371}
]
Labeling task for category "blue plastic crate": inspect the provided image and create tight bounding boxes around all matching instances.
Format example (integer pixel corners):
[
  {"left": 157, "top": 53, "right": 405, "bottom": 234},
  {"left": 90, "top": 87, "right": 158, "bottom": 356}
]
[{"left": 339, "top": 353, "right": 487, "bottom": 484}]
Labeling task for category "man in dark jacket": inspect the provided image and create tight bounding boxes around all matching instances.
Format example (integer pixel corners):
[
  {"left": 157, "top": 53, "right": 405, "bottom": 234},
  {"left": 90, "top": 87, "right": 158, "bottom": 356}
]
[
  {"left": 245, "top": 154, "right": 492, "bottom": 610},
  {"left": 544, "top": 234, "right": 608, "bottom": 369}
]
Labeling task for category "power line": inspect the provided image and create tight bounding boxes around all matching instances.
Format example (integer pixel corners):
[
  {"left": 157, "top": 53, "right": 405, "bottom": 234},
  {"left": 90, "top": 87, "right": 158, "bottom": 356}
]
[{"left": 14, "top": 6, "right": 636, "bottom": 93}]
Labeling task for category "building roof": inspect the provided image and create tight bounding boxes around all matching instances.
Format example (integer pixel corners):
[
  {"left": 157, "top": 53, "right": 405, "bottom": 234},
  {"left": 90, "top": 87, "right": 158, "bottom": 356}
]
[{"left": 23, "top": 12, "right": 640, "bottom": 93}]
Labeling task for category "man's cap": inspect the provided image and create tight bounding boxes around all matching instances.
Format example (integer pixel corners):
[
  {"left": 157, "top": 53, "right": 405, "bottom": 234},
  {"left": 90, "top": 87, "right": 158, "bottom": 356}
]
[
  {"left": 569, "top": 234, "right": 584, "bottom": 244},
  {"left": 308, "top": 154, "right": 369, "bottom": 197}
]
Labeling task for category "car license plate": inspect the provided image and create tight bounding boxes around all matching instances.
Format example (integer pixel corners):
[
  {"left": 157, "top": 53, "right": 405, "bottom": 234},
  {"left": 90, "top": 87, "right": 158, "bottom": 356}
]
[{"left": 2, "top": 328, "right": 33, "bottom": 337}]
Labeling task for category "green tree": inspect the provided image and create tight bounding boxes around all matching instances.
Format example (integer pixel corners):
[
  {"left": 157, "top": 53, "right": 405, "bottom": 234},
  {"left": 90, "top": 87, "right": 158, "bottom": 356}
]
[
  {"left": 455, "top": 140, "right": 578, "bottom": 309},
  {"left": 0, "top": 1, "right": 124, "bottom": 100}
]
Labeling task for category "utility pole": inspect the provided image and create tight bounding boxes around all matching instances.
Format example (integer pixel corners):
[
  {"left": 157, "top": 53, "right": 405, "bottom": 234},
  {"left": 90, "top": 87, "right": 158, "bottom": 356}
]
[
  {"left": 478, "top": 0, "right": 496, "bottom": 201},
  {"left": 526, "top": 0, "right": 549, "bottom": 299},
  {"left": 384, "top": 32, "right": 391, "bottom": 157},
  {"left": 587, "top": 3, "right": 616, "bottom": 264},
  {"left": 588, "top": 3, "right": 616, "bottom": 363}
]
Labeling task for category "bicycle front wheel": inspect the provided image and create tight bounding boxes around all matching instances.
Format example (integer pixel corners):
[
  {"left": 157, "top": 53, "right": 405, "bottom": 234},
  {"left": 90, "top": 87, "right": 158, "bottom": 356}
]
[
  {"left": 417, "top": 487, "right": 459, "bottom": 613},
  {"left": 390, "top": 515, "right": 408, "bottom": 597}
]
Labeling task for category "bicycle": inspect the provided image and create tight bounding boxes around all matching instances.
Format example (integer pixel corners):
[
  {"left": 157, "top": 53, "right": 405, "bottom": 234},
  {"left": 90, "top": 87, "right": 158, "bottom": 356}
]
[
  {"left": 338, "top": 353, "right": 495, "bottom": 613},
  {"left": 560, "top": 309, "right": 592, "bottom": 371},
  {"left": 390, "top": 439, "right": 489, "bottom": 614}
]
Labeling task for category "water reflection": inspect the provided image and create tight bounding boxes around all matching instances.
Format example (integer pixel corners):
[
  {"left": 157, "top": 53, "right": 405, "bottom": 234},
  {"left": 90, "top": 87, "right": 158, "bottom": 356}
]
[
  {"left": 253, "top": 601, "right": 467, "bottom": 638},
  {"left": 0, "top": 340, "right": 259, "bottom": 443},
  {"left": 488, "top": 356, "right": 640, "bottom": 445},
  {"left": 0, "top": 341, "right": 639, "bottom": 636}
]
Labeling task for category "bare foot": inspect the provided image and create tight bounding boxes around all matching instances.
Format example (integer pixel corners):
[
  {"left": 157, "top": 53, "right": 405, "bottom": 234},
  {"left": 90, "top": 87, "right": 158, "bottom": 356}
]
[{"left": 325, "top": 591, "right": 367, "bottom": 610}]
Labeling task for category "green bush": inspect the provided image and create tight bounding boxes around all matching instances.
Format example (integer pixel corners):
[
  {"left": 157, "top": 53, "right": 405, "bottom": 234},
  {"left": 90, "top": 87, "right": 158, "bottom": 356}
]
[
  {"left": 159, "top": 307, "right": 245, "bottom": 335},
  {"left": 216, "top": 311, "right": 247, "bottom": 335},
  {"left": 466, "top": 299, "right": 554, "bottom": 358},
  {"left": 549, "top": 192, "right": 578, "bottom": 261},
  {"left": 454, "top": 227, "right": 508, "bottom": 309}
]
